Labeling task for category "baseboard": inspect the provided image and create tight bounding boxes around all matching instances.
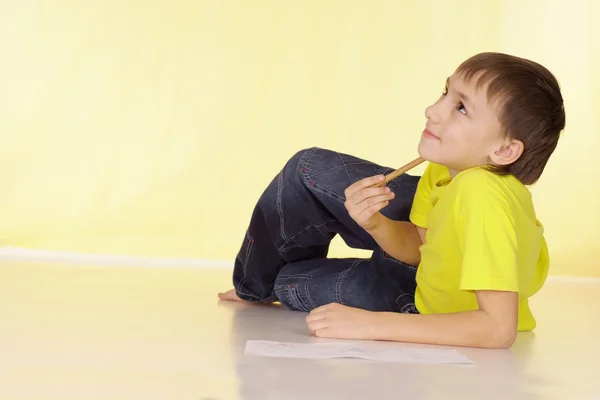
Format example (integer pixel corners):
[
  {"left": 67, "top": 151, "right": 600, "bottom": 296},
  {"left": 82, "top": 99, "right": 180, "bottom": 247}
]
[
  {"left": 0, "top": 247, "right": 233, "bottom": 268},
  {"left": 1, "top": 247, "right": 599, "bottom": 283}
]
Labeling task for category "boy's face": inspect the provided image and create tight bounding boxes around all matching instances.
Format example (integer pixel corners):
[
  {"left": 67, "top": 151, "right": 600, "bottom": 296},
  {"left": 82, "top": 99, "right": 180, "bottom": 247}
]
[{"left": 418, "top": 72, "right": 514, "bottom": 177}]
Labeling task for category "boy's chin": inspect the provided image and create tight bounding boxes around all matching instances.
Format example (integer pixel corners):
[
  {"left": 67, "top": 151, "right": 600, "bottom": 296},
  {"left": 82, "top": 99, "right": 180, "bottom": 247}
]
[
  {"left": 417, "top": 143, "right": 439, "bottom": 164},
  {"left": 417, "top": 149, "right": 452, "bottom": 169}
]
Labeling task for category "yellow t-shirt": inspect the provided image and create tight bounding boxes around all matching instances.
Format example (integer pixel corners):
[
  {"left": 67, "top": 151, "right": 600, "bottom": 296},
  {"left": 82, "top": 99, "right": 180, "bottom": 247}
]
[{"left": 409, "top": 162, "right": 549, "bottom": 331}]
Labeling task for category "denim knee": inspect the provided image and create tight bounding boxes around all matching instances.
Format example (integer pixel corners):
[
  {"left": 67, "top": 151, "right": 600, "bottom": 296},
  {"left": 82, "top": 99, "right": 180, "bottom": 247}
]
[{"left": 286, "top": 147, "right": 319, "bottom": 175}]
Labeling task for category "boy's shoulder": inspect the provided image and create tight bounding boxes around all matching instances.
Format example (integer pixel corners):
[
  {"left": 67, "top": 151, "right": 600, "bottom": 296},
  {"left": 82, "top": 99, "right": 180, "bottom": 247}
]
[
  {"left": 425, "top": 163, "right": 527, "bottom": 197},
  {"left": 449, "top": 166, "right": 533, "bottom": 215},
  {"left": 451, "top": 166, "right": 527, "bottom": 192}
]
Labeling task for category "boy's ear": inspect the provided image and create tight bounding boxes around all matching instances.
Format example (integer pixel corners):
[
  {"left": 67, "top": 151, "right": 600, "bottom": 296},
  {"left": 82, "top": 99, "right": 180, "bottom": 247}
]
[{"left": 490, "top": 139, "right": 524, "bottom": 166}]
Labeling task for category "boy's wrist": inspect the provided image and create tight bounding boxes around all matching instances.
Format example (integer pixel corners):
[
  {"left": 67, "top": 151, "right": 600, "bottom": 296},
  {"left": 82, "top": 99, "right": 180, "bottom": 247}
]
[{"left": 364, "top": 213, "right": 389, "bottom": 237}]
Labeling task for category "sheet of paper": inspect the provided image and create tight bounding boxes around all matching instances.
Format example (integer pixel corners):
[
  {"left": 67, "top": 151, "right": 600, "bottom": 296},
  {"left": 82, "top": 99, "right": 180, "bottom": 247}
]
[{"left": 244, "top": 340, "right": 474, "bottom": 364}]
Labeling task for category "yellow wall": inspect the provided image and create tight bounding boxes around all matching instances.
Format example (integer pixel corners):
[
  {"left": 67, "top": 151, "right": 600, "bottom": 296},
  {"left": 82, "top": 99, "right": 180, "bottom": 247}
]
[{"left": 1, "top": 0, "right": 598, "bottom": 276}]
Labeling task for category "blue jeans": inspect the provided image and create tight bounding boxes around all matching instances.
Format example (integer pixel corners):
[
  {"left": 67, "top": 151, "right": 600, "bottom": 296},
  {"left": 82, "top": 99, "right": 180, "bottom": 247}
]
[{"left": 233, "top": 147, "right": 421, "bottom": 313}]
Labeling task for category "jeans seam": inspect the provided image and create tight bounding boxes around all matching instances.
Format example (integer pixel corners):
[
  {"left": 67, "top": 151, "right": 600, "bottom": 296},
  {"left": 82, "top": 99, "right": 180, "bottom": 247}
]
[
  {"left": 305, "top": 278, "right": 316, "bottom": 309},
  {"left": 284, "top": 287, "right": 302, "bottom": 311},
  {"left": 236, "top": 277, "right": 262, "bottom": 301},
  {"left": 380, "top": 248, "right": 417, "bottom": 269},
  {"left": 307, "top": 181, "right": 345, "bottom": 202},
  {"left": 335, "top": 259, "right": 362, "bottom": 304},
  {"left": 336, "top": 151, "right": 353, "bottom": 184},
  {"left": 276, "top": 170, "right": 288, "bottom": 243},
  {"left": 278, "top": 220, "right": 336, "bottom": 252},
  {"left": 299, "top": 147, "right": 319, "bottom": 171},
  {"left": 297, "top": 274, "right": 316, "bottom": 310},
  {"left": 299, "top": 148, "right": 344, "bottom": 201},
  {"left": 241, "top": 230, "right": 254, "bottom": 274},
  {"left": 301, "top": 169, "right": 345, "bottom": 204},
  {"left": 303, "top": 162, "right": 382, "bottom": 179},
  {"left": 275, "top": 274, "right": 315, "bottom": 311},
  {"left": 300, "top": 149, "right": 389, "bottom": 203}
]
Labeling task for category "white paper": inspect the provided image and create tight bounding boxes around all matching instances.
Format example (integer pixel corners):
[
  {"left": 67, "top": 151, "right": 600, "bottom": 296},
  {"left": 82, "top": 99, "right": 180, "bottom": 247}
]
[{"left": 244, "top": 340, "right": 474, "bottom": 364}]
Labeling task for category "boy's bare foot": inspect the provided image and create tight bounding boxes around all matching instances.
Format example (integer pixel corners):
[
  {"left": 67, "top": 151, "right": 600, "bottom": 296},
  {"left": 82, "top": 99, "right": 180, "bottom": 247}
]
[{"left": 218, "top": 289, "right": 247, "bottom": 302}]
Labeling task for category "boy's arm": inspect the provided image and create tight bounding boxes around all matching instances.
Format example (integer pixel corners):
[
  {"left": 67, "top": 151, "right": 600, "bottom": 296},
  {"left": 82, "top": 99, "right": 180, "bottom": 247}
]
[
  {"left": 365, "top": 216, "right": 425, "bottom": 266},
  {"left": 308, "top": 171, "right": 522, "bottom": 349},
  {"left": 306, "top": 290, "right": 518, "bottom": 349},
  {"left": 360, "top": 161, "right": 433, "bottom": 266},
  {"left": 373, "top": 290, "right": 518, "bottom": 348}
]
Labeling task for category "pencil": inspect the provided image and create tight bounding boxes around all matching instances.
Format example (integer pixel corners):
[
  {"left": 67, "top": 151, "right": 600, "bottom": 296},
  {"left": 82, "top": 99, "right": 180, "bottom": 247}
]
[{"left": 371, "top": 157, "right": 426, "bottom": 187}]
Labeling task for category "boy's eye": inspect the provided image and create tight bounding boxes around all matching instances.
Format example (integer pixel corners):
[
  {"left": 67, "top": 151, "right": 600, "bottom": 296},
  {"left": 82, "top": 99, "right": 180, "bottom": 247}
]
[{"left": 457, "top": 102, "right": 467, "bottom": 115}]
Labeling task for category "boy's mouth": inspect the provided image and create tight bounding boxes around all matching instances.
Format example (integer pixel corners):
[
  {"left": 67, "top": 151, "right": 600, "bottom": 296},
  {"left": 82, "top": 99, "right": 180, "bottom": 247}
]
[{"left": 423, "top": 128, "right": 441, "bottom": 141}]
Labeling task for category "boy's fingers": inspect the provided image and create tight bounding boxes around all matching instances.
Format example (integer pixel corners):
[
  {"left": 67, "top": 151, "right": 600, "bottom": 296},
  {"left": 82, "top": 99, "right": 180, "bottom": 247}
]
[
  {"left": 347, "top": 193, "right": 394, "bottom": 226},
  {"left": 346, "top": 187, "right": 393, "bottom": 208},
  {"left": 359, "top": 200, "right": 390, "bottom": 218},
  {"left": 345, "top": 175, "right": 385, "bottom": 198},
  {"left": 358, "top": 193, "right": 394, "bottom": 210},
  {"left": 350, "top": 187, "right": 392, "bottom": 205}
]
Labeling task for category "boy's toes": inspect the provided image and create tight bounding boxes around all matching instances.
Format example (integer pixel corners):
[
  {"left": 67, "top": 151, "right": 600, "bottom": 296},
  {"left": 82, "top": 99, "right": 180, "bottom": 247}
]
[{"left": 218, "top": 289, "right": 244, "bottom": 302}]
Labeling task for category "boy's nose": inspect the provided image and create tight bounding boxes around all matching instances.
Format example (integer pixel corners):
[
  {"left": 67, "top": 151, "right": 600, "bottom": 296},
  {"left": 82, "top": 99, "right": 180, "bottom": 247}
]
[{"left": 424, "top": 104, "right": 438, "bottom": 123}]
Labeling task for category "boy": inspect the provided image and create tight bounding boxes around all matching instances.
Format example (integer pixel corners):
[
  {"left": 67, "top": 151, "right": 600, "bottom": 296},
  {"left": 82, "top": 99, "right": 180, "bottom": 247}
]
[{"left": 218, "top": 52, "right": 566, "bottom": 349}]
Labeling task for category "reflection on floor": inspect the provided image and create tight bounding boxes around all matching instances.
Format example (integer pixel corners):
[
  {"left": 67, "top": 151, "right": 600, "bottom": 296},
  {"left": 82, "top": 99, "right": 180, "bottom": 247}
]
[{"left": 0, "top": 260, "right": 598, "bottom": 399}]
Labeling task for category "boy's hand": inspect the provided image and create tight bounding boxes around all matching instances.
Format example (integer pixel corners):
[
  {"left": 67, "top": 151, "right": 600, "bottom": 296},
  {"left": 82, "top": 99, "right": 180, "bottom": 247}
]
[
  {"left": 306, "top": 303, "right": 378, "bottom": 340},
  {"left": 344, "top": 175, "right": 395, "bottom": 231}
]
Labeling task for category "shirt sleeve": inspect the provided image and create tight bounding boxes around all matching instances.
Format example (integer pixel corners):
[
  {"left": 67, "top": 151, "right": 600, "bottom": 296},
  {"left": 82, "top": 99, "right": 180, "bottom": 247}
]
[
  {"left": 409, "top": 162, "right": 435, "bottom": 228},
  {"left": 454, "top": 173, "right": 520, "bottom": 292}
]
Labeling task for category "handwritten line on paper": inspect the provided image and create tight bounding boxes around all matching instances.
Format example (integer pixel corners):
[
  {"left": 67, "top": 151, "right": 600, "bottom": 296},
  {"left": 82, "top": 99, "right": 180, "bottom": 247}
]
[{"left": 244, "top": 340, "right": 474, "bottom": 365}]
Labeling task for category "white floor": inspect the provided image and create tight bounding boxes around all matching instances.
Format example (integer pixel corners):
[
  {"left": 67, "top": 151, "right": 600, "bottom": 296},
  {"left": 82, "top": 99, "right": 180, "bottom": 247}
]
[{"left": 1, "top": 259, "right": 599, "bottom": 399}]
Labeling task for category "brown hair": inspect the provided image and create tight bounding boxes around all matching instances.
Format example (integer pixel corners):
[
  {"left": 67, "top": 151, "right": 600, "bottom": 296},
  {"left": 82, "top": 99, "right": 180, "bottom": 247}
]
[{"left": 455, "top": 52, "right": 566, "bottom": 185}]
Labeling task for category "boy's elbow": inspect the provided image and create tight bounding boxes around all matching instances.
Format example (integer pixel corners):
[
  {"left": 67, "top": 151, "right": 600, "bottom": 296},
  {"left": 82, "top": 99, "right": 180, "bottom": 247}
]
[
  {"left": 474, "top": 291, "right": 519, "bottom": 349},
  {"left": 485, "top": 326, "right": 517, "bottom": 349},
  {"left": 489, "top": 334, "right": 516, "bottom": 349}
]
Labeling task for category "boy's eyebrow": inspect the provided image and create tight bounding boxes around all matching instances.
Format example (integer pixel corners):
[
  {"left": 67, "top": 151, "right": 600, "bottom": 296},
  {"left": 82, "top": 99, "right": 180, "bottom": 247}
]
[{"left": 446, "top": 77, "right": 476, "bottom": 113}]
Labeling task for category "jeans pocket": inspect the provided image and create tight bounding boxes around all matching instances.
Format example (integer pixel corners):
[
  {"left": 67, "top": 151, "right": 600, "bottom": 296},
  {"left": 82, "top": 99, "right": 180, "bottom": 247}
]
[{"left": 274, "top": 275, "right": 315, "bottom": 312}]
